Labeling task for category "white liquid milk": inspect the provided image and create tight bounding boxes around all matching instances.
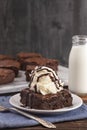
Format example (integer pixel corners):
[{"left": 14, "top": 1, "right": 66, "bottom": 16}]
[{"left": 69, "top": 44, "right": 87, "bottom": 94}]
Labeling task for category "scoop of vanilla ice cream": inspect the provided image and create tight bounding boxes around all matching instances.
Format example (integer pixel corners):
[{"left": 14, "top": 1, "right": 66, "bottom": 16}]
[
  {"left": 29, "top": 66, "right": 63, "bottom": 95},
  {"left": 37, "top": 75, "right": 58, "bottom": 95}
]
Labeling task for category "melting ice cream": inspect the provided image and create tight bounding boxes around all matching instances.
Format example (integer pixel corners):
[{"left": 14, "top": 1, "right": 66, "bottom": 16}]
[{"left": 29, "top": 66, "right": 64, "bottom": 95}]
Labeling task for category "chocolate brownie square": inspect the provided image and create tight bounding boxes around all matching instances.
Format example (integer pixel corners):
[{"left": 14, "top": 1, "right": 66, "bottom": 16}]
[
  {"left": 0, "top": 54, "right": 13, "bottom": 61},
  {"left": 0, "top": 60, "right": 20, "bottom": 77},
  {"left": 25, "top": 65, "right": 36, "bottom": 81},
  {"left": 20, "top": 57, "right": 46, "bottom": 70},
  {"left": 44, "top": 58, "right": 58, "bottom": 72},
  {"left": 20, "top": 88, "right": 72, "bottom": 110},
  {"left": 0, "top": 68, "right": 15, "bottom": 85},
  {"left": 20, "top": 88, "right": 30, "bottom": 106},
  {"left": 16, "top": 52, "right": 42, "bottom": 70},
  {"left": 24, "top": 58, "right": 58, "bottom": 81}
]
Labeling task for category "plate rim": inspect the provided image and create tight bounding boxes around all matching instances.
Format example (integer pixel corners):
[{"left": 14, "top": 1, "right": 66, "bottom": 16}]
[{"left": 9, "top": 93, "right": 83, "bottom": 114}]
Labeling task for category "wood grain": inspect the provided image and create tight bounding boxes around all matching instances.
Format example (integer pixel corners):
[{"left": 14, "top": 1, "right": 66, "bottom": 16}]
[
  {"left": 0, "top": 0, "right": 74, "bottom": 66},
  {"left": 0, "top": 0, "right": 87, "bottom": 66}
]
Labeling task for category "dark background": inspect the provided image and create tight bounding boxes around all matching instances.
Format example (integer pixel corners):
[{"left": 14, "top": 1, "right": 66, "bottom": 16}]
[{"left": 0, "top": 0, "right": 86, "bottom": 66}]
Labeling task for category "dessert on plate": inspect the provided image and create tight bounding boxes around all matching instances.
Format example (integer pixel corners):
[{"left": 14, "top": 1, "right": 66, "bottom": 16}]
[
  {"left": 20, "top": 66, "right": 72, "bottom": 110},
  {"left": 0, "top": 68, "right": 15, "bottom": 85},
  {"left": 0, "top": 59, "right": 20, "bottom": 77}
]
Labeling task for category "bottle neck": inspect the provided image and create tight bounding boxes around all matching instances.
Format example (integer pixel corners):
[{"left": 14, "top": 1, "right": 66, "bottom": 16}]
[{"left": 72, "top": 35, "right": 87, "bottom": 46}]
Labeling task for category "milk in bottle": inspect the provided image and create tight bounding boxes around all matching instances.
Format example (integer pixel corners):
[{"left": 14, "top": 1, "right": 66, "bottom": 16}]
[{"left": 69, "top": 35, "right": 87, "bottom": 95}]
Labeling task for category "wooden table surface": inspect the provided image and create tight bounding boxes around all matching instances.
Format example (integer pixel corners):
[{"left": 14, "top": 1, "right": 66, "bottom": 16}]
[{"left": 2, "top": 94, "right": 87, "bottom": 130}]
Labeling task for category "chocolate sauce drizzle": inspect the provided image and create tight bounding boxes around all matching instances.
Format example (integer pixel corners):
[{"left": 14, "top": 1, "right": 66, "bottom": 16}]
[
  {"left": 37, "top": 73, "right": 49, "bottom": 82},
  {"left": 29, "top": 66, "right": 62, "bottom": 92}
]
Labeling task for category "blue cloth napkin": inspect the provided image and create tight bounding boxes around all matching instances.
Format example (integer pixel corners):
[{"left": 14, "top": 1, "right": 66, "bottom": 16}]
[{"left": 0, "top": 94, "right": 87, "bottom": 128}]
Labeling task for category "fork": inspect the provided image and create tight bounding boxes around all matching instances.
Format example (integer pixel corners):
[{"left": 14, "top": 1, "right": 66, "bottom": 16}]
[{"left": 0, "top": 105, "right": 56, "bottom": 128}]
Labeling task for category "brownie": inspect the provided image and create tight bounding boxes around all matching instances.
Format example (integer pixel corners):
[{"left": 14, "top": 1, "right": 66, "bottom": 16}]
[
  {"left": 25, "top": 65, "right": 36, "bottom": 81},
  {"left": 17, "top": 52, "right": 42, "bottom": 69},
  {"left": 25, "top": 58, "right": 58, "bottom": 81},
  {"left": 0, "top": 60, "right": 20, "bottom": 77},
  {"left": 0, "top": 68, "right": 15, "bottom": 85},
  {"left": 44, "top": 58, "right": 58, "bottom": 72},
  {"left": 17, "top": 52, "right": 42, "bottom": 60},
  {"left": 0, "top": 54, "right": 13, "bottom": 61},
  {"left": 20, "top": 66, "right": 72, "bottom": 110},
  {"left": 17, "top": 52, "right": 59, "bottom": 72},
  {"left": 20, "top": 57, "right": 46, "bottom": 70},
  {"left": 20, "top": 88, "right": 72, "bottom": 110},
  {"left": 20, "top": 88, "right": 30, "bottom": 106}
]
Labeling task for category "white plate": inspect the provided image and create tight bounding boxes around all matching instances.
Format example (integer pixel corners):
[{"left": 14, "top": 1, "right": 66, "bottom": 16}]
[
  {"left": 0, "top": 65, "right": 68, "bottom": 94},
  {"left": 0, "top": 71, "right": 28, "bottom": 94},
  {"left": 9, "top": 93, "right": 83, "bottom": 115}
]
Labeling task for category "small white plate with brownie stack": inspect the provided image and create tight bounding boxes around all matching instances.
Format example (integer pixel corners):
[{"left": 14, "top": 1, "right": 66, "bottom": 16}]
[{"left": 9, "top": 93, "right": 83, "bottom": 115}]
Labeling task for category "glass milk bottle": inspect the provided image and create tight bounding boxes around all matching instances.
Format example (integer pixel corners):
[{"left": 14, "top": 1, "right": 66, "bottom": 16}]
[{"left": 69, "top": 35, "right": 87, "bottom": 95}]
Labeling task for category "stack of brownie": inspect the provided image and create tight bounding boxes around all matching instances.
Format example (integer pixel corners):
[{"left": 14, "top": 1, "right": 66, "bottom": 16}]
[
  {"left": 17, "top": 52, "right": 59, "bottom": 81},
  {"left": 20, "top": 66, "right": 72, "bottom": 110},
  {"left": 20, "top": 88, "right": 72, "bottom": 110},
  {"left": 0, "top": 54, "right": 20, "bottom": 85}
]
